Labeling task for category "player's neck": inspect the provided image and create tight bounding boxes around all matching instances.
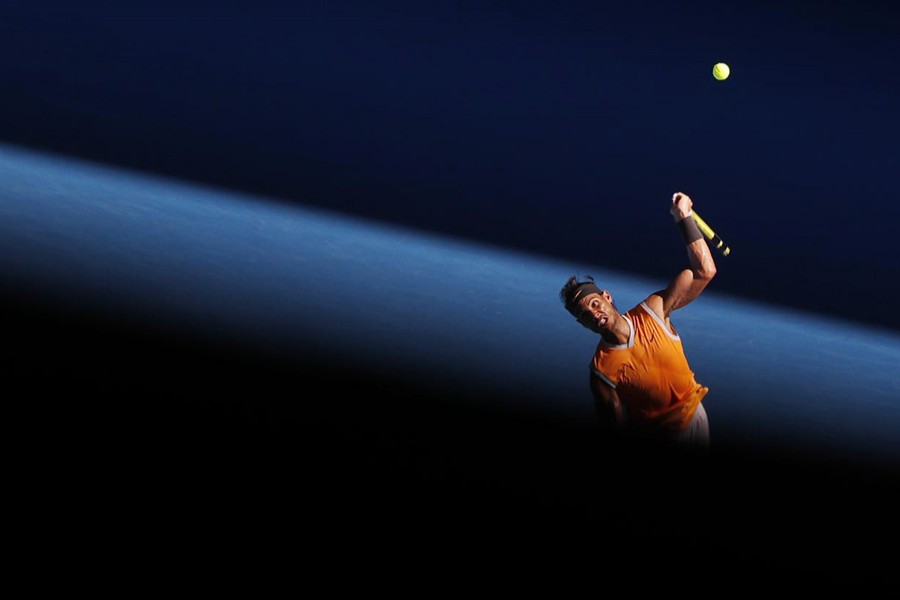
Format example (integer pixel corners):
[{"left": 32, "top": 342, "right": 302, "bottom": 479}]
[{"left": 602, "top": 312, "right": 630, "bottom": 346}]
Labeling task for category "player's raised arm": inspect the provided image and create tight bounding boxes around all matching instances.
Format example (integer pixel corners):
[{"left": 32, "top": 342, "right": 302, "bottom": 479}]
[{"left": 645, "top": 192, "right": 717, "bottom": 319}]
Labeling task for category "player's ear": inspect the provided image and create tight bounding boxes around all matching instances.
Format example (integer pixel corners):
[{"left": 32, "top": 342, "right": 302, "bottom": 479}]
[{"left": 603, "top": 290, "right": 616, "bottom": 308}]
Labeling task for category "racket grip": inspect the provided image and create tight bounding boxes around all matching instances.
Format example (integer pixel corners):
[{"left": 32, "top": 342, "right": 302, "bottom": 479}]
[{"left": 692, "top": 211, "right": 731, "bottom": 256}]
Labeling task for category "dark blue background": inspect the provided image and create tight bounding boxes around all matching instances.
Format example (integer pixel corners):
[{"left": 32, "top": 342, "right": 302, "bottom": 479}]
[{"left": 3, "top": 0, "right": 899, "bottom": 331}]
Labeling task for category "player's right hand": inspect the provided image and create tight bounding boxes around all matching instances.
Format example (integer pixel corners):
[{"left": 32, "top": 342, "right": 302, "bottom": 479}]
[{"left": 670, "top": 192, "right": 693, "bottom": 221}]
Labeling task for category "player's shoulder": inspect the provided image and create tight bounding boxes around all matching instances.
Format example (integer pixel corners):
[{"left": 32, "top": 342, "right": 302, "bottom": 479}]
[{"left": 635, "top": 294, "right": 665, "bottom": 320}]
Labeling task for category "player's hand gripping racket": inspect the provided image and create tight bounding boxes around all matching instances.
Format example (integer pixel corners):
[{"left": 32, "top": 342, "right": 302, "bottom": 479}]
[{"left": 692, "top": 211, "right": 731, "bottom": 256}]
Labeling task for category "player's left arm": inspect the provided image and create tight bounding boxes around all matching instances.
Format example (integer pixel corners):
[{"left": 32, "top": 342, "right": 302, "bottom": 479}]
[
  {"left": 589, "top": 372, "right": 625, "bottom": 431},
  {"left": 644, "top": 192, "right": 717, "bottom": 319}
]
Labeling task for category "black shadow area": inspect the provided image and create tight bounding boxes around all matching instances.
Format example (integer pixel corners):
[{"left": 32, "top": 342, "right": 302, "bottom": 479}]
[{"left": 6, "top": 288, "right": 898, "bottom": 588}]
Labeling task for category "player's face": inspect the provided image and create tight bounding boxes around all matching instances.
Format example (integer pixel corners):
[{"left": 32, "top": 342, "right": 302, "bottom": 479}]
[{"left": 575, "top": 292, "right": 615, "bottom": 334}]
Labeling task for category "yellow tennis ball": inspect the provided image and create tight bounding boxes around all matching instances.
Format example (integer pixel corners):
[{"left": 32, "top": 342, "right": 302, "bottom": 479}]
[{"left": 712, "top": 62, "right": 730, "bottom": 81}]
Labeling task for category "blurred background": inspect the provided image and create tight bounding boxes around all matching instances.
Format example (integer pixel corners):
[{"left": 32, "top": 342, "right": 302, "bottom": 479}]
[
  {"left": 3, "top": 0, "right": 899, "bottom": 328},
  {"left": 2, "top": 0, "right": 898, "bottom": 586}
]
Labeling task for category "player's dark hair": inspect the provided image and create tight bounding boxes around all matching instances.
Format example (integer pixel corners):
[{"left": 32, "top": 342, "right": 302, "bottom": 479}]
[{"left": 560, "top": 274, "right": 599, "bottom": 315}]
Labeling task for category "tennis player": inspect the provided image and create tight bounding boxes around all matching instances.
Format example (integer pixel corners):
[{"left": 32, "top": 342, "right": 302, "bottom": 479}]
[{"left": 559, "top": 192, "right": 717, "bottom": 447}]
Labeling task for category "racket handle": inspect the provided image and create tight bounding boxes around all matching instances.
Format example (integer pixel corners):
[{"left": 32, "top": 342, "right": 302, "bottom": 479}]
[{"left": 692, "top": 211, "right": 731, "bottom": 256}]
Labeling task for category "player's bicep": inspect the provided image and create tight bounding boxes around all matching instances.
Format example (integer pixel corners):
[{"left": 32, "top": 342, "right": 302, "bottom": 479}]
[{"left": 652, "top": 268, "right": 708, "bottom": 316}]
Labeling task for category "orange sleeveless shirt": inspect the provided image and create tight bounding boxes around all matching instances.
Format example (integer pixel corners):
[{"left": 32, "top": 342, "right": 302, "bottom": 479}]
[{"left": 591, "top": 302, "right": 708, "bottom": 433}]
